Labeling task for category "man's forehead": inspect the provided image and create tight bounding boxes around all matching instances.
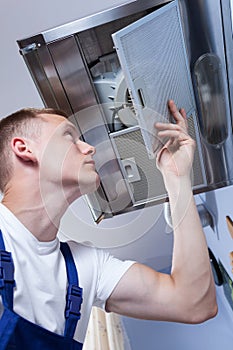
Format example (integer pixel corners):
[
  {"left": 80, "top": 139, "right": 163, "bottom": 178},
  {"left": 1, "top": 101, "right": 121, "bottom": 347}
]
[
  {"left": 40, "top": 113, "right": 67, "bottom": 124},
  {"left": 39, "top": 113, "right": 79, "bottom": 135}
]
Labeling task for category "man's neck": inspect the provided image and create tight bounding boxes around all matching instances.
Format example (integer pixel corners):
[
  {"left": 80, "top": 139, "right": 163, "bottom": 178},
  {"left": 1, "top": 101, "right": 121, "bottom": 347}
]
[{"left": 2, "top": 185, "right": 68, "bottom": 242}]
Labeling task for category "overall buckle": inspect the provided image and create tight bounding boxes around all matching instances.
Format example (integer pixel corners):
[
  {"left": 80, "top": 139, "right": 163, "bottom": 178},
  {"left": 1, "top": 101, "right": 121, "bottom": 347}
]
[
  {"left": 0, "top": 250, "right": 15, "bottom": 288},
  {"left": 65, "top": 284, "right": 83, "bottom": 319}
]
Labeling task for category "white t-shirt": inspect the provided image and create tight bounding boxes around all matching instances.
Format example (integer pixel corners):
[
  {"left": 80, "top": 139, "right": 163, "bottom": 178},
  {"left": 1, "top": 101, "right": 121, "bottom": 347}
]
[{"left": 0, "top": 203, "right": 135, "bottom": 343}]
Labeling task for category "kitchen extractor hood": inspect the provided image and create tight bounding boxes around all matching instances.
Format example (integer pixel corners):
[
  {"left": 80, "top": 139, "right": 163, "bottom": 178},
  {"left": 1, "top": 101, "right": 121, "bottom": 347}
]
[{"left": 17, "top": 0, "right": 233, "bottom": 222}]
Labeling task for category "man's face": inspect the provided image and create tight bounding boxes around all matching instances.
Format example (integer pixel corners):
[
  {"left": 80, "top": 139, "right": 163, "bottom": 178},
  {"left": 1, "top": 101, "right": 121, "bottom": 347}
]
[{"left": 37, "top": 114, "right": 100, "bottom": 200}]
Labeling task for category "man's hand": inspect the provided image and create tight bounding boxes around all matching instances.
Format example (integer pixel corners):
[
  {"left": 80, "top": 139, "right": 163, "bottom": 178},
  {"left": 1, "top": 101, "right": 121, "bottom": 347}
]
[{"left": 155, "top": 100, "right": 196, "bottom": 185}]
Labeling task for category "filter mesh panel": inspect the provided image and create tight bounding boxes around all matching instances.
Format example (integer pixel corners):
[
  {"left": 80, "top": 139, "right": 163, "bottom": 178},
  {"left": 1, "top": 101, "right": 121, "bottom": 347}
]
[
  {"left": 112, "top": 129, "right": 166, "bottom": 204},
  {"left": 112, "top": 1, "right": 195, "bottom": 153},
  {"left": 111, "top": 1, "right": 206, "bottom": 204}
]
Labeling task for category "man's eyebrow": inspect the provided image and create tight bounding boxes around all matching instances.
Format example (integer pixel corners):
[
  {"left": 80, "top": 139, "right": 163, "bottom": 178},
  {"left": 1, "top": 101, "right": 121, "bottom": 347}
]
[{"left": 62, "top": 122, "right": 80, "bottom": 135}]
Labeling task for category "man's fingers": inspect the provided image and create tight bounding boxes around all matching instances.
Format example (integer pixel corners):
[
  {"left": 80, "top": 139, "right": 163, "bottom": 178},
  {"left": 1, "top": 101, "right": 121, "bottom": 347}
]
[
  {"left": 155, "top": 101, "right": 188, "bottom": 135},
  {"left": 168, "top": 100, "right": 187, "bottom": 126},
  {"left": 156, "top": 129, "right": 185, "bottom": 138},
  {"left": 155, "top": 122, "right": 187, "bottom": 134},
  {"left": 179, "top": 107, "right": 187, "bottom": 119}
]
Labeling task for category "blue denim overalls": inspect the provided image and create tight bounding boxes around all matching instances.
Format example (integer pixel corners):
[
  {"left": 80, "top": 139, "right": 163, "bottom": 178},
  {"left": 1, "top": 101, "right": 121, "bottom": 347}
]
[{"left": 0, "top": 229, "right": 83, "bottom": 349}]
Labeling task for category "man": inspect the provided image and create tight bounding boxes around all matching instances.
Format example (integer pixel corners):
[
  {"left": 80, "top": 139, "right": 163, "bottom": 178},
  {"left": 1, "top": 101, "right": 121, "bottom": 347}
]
[{"left": 0, "top": 100, "right": 217, "bottom": 348}]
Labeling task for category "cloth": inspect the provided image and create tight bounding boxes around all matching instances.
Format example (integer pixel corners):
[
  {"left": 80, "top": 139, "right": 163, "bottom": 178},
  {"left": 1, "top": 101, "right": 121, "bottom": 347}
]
[
  {"left": 0, "top": 203, "right": 135, "bottom": 344},
  {"left": 0, "top": 235, "right": 83, "bottom": 349}
]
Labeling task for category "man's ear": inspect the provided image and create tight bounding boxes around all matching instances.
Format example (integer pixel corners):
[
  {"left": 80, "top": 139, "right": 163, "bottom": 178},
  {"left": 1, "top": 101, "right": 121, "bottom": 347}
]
[{"left": 11, "top": 137, "right": 37, "bottom": 162}]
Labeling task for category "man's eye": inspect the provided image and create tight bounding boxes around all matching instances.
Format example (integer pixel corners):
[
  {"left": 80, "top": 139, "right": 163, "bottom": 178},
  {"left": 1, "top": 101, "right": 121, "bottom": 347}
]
[
  {"left": 65, "top": 131, "right": 79, "bottom": 144},
  {"left": 65, "top": 131, "right": 73, "bottom": 138}
]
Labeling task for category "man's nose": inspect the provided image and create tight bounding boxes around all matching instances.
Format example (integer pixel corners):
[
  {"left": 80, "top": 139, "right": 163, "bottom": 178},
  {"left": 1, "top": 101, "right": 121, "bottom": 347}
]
[{"left": 78, "top": 140, "right": 96, "bottom": 155}]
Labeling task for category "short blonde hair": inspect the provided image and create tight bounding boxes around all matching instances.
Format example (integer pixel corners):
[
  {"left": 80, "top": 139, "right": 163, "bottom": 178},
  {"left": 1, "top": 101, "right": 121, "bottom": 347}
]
[{"left": 0, "top": 107, "right": 68, "bottom": 192}]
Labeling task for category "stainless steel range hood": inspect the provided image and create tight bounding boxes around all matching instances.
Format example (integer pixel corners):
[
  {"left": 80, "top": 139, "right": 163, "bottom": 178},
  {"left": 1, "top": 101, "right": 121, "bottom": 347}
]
[{"left": 17, "top": 0, "right": 233, "bottom": 222}]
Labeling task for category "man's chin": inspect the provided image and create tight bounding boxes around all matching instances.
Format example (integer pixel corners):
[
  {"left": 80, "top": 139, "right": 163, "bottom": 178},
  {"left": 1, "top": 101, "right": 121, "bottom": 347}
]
[{"left": 80, "top": 174, "right": 101, "bottom": 195}]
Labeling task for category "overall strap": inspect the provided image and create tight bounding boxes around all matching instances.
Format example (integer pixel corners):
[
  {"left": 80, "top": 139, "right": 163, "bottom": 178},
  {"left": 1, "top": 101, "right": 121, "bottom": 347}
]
[
  {"left": 0, "top": 229, "right": 15, "bottom": 311},
  {"left": 60, "top": 242, "right": 83, "bottom": 339}
]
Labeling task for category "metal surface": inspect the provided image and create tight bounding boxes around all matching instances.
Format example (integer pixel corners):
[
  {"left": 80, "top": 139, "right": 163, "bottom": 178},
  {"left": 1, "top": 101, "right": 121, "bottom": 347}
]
[
  {"left": 221, "top": 0, "right": 233, "bottom": 137},
  {"left": 17, "top": 0, "right": 170, "bottom": 46},
  {"left": 179, "top": 0, "right": 233, "bottom": 187},
  {"left": 17, "top": 0, "right": 233, "bottom": 221}
]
